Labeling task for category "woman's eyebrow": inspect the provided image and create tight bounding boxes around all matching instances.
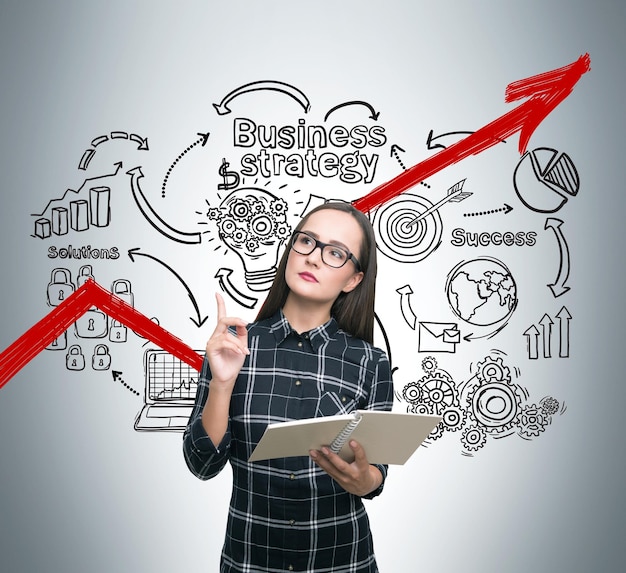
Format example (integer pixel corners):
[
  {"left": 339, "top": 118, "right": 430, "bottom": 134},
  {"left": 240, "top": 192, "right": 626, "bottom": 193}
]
[{"left": 300, "top": 229, "right": 351, "bottom": 250}]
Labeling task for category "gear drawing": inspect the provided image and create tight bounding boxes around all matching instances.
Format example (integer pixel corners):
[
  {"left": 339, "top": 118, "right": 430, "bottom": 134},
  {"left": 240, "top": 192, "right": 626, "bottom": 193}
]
[
  {"left": 518, "top": 404, "right": 549, "bottom": 438},
  {"left": 475, "top": 356, "right": 511, "bottom": 384},
  {"left": 461, "top": 425, "right": 487, "bottom": 452},
  {"left": 466, "top": 379, "right": 522, "bottom": 434}
]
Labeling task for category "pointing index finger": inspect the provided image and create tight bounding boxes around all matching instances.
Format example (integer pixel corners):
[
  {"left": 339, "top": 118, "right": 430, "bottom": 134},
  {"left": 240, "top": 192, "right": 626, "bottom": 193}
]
[{"left": 215, "top": 291, "right": 227, "bottom": 320}]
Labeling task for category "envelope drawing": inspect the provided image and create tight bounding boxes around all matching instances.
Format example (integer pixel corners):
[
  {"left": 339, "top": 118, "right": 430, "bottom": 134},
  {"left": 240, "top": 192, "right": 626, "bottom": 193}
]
[{"left": 418, "top": 322, "right": 460, "bottom": 353}]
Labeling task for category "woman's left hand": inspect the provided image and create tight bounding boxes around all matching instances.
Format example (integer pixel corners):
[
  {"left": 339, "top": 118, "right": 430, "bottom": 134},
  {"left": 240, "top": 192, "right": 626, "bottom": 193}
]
[{"left": 310, "top": 440, "right": 382, "bottom": 497}]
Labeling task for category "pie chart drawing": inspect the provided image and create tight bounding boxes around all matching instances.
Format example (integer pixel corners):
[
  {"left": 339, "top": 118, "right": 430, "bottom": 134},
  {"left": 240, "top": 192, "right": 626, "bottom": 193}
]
[{"left": 513, "top": 147, "right": 579, "bottom": 213}]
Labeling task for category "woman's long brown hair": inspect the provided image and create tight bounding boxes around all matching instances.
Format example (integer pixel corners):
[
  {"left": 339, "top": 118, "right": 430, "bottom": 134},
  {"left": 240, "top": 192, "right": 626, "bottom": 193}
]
[{"left": 255, "top": 202, "right": 377, "bottom": 344}]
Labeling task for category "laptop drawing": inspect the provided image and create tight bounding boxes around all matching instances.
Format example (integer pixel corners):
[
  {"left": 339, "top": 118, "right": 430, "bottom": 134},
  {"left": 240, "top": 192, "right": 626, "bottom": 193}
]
[{"left": 134, "top": 349, "right": 201, "bottom": 432}]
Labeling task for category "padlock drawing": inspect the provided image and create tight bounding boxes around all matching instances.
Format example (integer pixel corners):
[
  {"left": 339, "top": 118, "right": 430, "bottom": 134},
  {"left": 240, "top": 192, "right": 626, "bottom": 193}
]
[
  {"left": 111, "top": 279, "right": 134, "bottom": 307},
  {"left": 47, "top": 268, "right": 75, "bottom": 306},
  {"left": 109, "top": 319, "right": 127, "bottom": 343},
  {"left": 75, "top": 307, "right": 108, "bottom": 339},
  {"left": 92, "top": 344, "right": 111, "bottom": 371},
  {"left": 66, "top": 345, "right": 85, "bottom": 371},
  {"left": 46, "top": 330, "right": 67, "bottom": 351},
  {"left": 77, "top": 264, "right": 94, "bottom": 287}
]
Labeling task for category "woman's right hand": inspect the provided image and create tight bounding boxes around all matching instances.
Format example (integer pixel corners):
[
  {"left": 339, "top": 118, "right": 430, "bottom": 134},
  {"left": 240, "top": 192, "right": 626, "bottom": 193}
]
[{"left": 205, "top": 292, "right": 249, "bottom": 391}]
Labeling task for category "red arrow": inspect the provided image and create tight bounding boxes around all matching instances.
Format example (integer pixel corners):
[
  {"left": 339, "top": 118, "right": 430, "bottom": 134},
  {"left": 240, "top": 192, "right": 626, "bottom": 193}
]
[
  {"left": 352, "top": 54, "right": 591, "bottom": 213},
  {"left": 0, "top": 278, "right": 203, "bottom": 390}
]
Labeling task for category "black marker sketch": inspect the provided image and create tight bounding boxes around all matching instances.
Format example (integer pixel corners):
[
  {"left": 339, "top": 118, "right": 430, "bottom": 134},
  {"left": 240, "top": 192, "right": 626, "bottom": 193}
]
[
  {"left": 92, "top": 344, "right": 111, "bottom": 371},
  {"left": 134, "top": 350, "right": 200, "bottom": 432},
  {"left": 66, "top": 345, "right": 85, "bottom": 371},
  {"left": 128, "top": 248, "right": 208, "bottom": 327},
  {"left": 407, "top": 179, "right": 471, "bottom": 227},
  {"left": 463, "top": 203, "right": 513, "bottom": 217},
  {"left": 398, "top": 356, "right": 464, "bottom": 443},
  {"left": 426, "top": 129, "right": 475, "bottom": 150},
  {"left": 396, "top": 284, "right": 418, "bottom": 330},
  {"left": 389, "top": 144, "right": 430, "bottom": 187},
  {"left": 371, "top": 192, "right": 443, "bottom": 263},
  {"left": 323, "top": 100, "right": 380, "bottom": 121},
  {"left": 218, "top": 157, "right": 241, "bottom": 192},
  {"left": 513, "top": 147, "right": 579, "bottom": 213},
  {"left": 112, "top": 370, "right": 141, "bottom": 396},
  {"left": 213, "top": 80, "right": 311, "bottom": 115},
  {"left": 47, "top": 268, "right": 75, "bottom": 306},
  {"left": 111, "top": 279, "right": 134, "bottom": 307},
  {"left": 397, "top": 353, "right": 563, "bottom": 455},
  {"left": 204, "top": 187, "right": 291, "bottom": 292},
  {"left": 46, "top": 331, "right": 67, "bottom": 351},
  {"left": 446, "top": 257, "right": 517, "bottom": 331},
  {"left": 374, "top": 312, "right": 397, "bottom": 376},
  {"left": 109, "top": 320, "right": 128, "bottom": 343},
  {"left": 161, "top": 132, "right": 210, "bottom": 198},
  {"left": 78, "top": 131, "right": 149, "bottom": 170},
  {"left": 31, "top": 163, "right": 122, "bottom": 239},
  {"left": 75, "top": 305, "right": 108, "bottom": 339},
  {"left": 426, "top": 129, "right": 506, "bottom": 151},
  {"left": 544, "top": 217, "right": 571, "bottom": 297},
  {"left": 77, "top": 265, "right": 94, "bottom": 287},
  {"left": 127, "top": 166, "right": 202, "bottom": 244},
  {"left": 418, "top": 322, "right": 461, "bottom": 353},
  {"left": 524, "top": 306, "right": 572, "bottom": 359},
  {"left": 215, "top": 268, "right": 259, "bottom": 310}
]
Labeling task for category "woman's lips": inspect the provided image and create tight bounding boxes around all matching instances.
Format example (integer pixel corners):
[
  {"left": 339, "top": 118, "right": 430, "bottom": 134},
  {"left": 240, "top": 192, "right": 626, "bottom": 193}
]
[{"left": 299, "top": 272, "right": 318, "bottom": 283}]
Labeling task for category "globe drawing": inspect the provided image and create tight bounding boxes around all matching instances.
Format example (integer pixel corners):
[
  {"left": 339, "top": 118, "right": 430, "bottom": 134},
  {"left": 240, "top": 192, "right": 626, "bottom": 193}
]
[{"left": 446, "top": 258, "right": 517, "bottom": 326}]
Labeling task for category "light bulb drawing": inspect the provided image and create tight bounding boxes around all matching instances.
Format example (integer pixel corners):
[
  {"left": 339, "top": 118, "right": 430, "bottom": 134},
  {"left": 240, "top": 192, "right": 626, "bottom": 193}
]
[{"left": 206, "top": 188, "right": 291, "bottom": 291}]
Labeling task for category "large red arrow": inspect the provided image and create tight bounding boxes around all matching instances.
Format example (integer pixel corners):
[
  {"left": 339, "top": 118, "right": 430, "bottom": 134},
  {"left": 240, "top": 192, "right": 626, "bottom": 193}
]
[
  {"left": 352, "top": 53, "right": 591, "bottom": 213},
  {"left": 0, "top": 278, "right": 203, "bottom": 390}
]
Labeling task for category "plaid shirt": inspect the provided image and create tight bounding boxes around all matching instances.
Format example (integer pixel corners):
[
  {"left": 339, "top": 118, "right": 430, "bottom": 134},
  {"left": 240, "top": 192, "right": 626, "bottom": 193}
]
[{"left": 183, "top": 310, "right": 394, "bottom": 573}]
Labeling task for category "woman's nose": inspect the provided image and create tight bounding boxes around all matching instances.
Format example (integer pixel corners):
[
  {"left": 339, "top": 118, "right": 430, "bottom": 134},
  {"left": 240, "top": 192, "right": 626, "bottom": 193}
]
[{"left": 305, "top": 245, "right": 323, "bottom": 266}]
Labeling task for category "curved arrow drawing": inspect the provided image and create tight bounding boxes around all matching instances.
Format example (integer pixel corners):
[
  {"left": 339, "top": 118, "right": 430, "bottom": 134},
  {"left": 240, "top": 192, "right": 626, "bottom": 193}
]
[
  {"left": 0, "top": 278, "right": 204, "bottom": 390},
  {"left": 215, "top": 268, "right": 258, "bottom": 309},
  {"left": 213, "top": 80, "right": 311, "bottom": 115},
  {"left": 544, "top": 218, "right": 570, "bottom": 297},
  {"left": 161, "top": 132, "right": 210, "bottom": 198},
  {"left": 396, "top": 284, "right": 417, "bottom": 329},
  {"left": 353, "top": 54, "right": 591, "bottom": 213},
  {"left": 79, "top": 131, "right": 149, "bottom": 170},
  {"left": 324, "top": 100, "right": 380, "bottom": 121},
  {"left": 127, "top": 166, "right": 202, "bottom": 244},
  {"left": 426, "top": 129, "right": 476, "bottom": 150},
  {"left": 128, "top": 248, "right": 208, "bottom": 327}
]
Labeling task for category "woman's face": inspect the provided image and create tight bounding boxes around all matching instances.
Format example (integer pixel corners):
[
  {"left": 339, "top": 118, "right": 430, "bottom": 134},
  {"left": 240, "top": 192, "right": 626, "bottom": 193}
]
[{"left": 284, "top": 208, "right": 364, "bottom": 308}]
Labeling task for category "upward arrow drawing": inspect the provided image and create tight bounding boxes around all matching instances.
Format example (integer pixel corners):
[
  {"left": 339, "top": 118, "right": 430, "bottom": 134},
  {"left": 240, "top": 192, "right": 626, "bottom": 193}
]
[
  {"left": 0, "top": 279, "right": 203, "bottom": 390},
  {"left": 352, "top": 54, "right": 591, "bottom": 213}
]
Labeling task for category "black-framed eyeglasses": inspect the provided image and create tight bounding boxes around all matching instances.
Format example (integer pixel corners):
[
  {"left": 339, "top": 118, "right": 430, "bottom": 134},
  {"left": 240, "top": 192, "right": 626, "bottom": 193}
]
[{"left": 290, "top": 231, "right": 361, "bottom": 271}]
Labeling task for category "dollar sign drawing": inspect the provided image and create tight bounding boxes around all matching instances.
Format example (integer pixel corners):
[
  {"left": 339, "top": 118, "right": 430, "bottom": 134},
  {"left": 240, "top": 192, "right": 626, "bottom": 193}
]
[{"left": 218, "top": 158, "right": 240, "bottom": 191}]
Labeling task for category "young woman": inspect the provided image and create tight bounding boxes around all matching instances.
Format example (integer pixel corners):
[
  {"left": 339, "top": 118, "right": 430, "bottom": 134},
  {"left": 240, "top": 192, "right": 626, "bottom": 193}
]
[{"left": 183, "top": 202, "right": 394, "bottom": 572}]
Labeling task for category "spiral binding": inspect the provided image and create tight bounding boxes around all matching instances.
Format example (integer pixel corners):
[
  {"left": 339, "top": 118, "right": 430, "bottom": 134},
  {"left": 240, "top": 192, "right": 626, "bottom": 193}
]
[{"left": 330, "top": 412, "right": 363, "bottom": 454}]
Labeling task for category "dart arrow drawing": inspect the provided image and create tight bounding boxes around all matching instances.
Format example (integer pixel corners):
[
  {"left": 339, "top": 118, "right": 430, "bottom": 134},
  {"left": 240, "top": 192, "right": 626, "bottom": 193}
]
[
  {"left": 352, "top": 54, "right": 591, "bottom": 213},
  {"left": 407, "top": 179, "right": 471, "bottom": 226}
]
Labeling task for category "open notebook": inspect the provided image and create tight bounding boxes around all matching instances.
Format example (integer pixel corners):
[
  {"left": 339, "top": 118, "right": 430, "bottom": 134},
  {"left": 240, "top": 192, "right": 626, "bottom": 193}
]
[{"left": 249, "top": 410, "right": 442, "bottom": 465}]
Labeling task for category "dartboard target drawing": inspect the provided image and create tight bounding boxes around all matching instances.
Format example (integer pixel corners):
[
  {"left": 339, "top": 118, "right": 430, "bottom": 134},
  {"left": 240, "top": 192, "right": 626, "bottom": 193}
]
[{"left": 371, "top": 192, "right": 443, "bottom": 263}]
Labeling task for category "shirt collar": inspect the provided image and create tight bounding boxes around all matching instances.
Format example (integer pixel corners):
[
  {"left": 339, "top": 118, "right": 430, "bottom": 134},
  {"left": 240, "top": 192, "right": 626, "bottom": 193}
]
[{"left": 269, "top": 309, "right": 339, "bottom": 352}]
